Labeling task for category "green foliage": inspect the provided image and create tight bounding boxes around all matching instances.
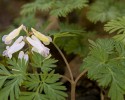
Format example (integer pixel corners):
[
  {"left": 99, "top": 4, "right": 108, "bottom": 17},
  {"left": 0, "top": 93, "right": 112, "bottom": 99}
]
[
  {"left": 21, "top": 0, "right": 88, "bottom": 17},
  {"left": 23, "top": 71, "right": 67, "bottom": 100},
  {"left": 31, "top": 52, "right": 57, "bottom": 72},
  {"left": 0, "top": 58, "right": 27, "bottom": 100},
  {"left": 20, "top": 92, "right": 48, "bottom": 100},
  {"left": 0, "top": 52, "right": 67, "bottom": 100},
  {"left": 87, "top": 0, "right": 125, "bottom": 23},
  {"left": 55, "top": 30, "right": 96, "bottom": 56},
  {"left": 81, "top": 38, "right": 125, "bottom": 100},
  {"left": 15, "top": 15, "right": 37, "bottom": 28},
  {"left": 105, "top": 17, "right": 125, "bottom": 34},
  {"left": 104, "top": 17, "right": 125, "bottom": 44}
]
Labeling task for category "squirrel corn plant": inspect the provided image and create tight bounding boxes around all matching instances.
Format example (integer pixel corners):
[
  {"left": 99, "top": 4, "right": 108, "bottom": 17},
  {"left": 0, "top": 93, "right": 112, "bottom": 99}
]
[
  {"left": 0, "top": 25, "right": 68, "bottom": 100},
  {"left": 0, "top": 25, "right": 88, "bottom": 100}
]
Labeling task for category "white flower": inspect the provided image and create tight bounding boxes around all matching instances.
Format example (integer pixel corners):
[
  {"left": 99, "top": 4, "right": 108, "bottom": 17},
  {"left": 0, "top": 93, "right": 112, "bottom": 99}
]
[
  {"left": 26, "top": 35, "right": 50, "bottom": 57},
  {"left": 18, "top": 51, "right": 28, "bottom": 62},
  {"left": 31, "top": 28, "right": 52, "bottom": 45},
  {"left": 2, "top": 24, "right": 23, "bottom": 44},
  {"left": 3, "top": 36, "right": 25, "bottom": 58}
]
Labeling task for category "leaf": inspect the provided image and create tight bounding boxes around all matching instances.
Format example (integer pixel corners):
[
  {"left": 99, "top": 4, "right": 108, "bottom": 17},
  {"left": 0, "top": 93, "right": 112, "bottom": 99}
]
[
  {"left": 21, "top": 0, "right": 88, "bottom": 17},
  {"left": 21, "top": 0, "right": 54, "bottom": 16},
  {"left": 19, "top": 92, "right": 48, "bottom": 100},
  {"left": 87, "top": 0, "right": 124, "bottom": 23},
  {"left": 0, "top": 58, "right": 27, "bottom": 100},
  {"left": 104, "top": 17, "right": 125, "bottom": 34},
  {"left": 81, "top": 38, "right": 125, "bottom": 100},
  {"left": 7, "top": 58, "right": 28, "bottom": 74},
  {"left": 31, "top": 52, "right": 57, "bottom": 72},
  {"left": 24, "top": 71, "right": 67, "bottom": 100},
  {"left": 51, "top": 0, "right": 88, "bottom": 17}
]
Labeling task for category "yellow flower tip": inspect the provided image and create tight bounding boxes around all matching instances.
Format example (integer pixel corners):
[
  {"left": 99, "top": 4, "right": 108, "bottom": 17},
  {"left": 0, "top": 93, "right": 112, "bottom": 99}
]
[{"left": 31, "top": 28, "right": 52, "bottom": 45}]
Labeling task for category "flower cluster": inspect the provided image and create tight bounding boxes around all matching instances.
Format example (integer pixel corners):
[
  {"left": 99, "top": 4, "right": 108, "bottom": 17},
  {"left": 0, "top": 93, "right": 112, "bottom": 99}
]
[{"left": 2, "top": 25, "right": 52, "bottom": 61}]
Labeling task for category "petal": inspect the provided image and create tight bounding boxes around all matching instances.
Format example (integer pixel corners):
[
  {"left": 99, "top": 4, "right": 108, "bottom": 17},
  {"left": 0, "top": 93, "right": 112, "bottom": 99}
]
[
  {"left": 8, "top": 41, "right": 25, "bottom": 55},
  {"left": 8, "top": 54, "right": 12, "bottom": 59},
  {"left": 18, "top": 51, "right": 24, "bottom": 59},
  {"left": 13, "top": 36, "right": 24, "bottom": 44},
  {"left": 31, "top": 35, "right": 41, "bottom": 42},
  {"left": 32, "top": 47, "right": 39, "bottom": 53},
  {"left": 2, "top": 50, "right": 7, "bottom": 56},
  {"left": 4, "top": 25, "right": 23, "bottom": 44},
  {"left": 2, "top": 35, "right": 12, "bottom": 44},
  {"left": 26, "top": 36, "right": 41, "bottom": 49},
  {"left": 2, "top": 35, "right": 7, "bottom": 42},
  {"left": 31, "top": 28, "right": 52, "bottom": 45},
  {"left": 6, "top": 46, "right": 10, "bottom": 50},
  {"left": 24, "top": 54, "right": 28, "bottom": 62}
]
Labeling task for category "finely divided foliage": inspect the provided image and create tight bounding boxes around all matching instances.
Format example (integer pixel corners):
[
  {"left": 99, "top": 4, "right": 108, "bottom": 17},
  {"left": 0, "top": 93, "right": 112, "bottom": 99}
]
[
  {"left": 0, "top": 58, "right": 27, "bottom": 100},
  {"left": 87, "top": 0, "right": 125, "bottom": 23},
  {"left": 0, "top": 53, "right": 67, "bottom": 100},
  {"left": 105, "top": 17, "right": 125, "bottom": 44},
  {"left": 105, "top": 17, "right": 125, "bottom": 34},
  {"left": 31, "top": 52, "right": 58, "bottom": 72},
  {"left": 81, "top": 39, "right": 125, "bottom": 100},
  {"left": 21, "top": 0, "right": 88, "bottom": 17}
]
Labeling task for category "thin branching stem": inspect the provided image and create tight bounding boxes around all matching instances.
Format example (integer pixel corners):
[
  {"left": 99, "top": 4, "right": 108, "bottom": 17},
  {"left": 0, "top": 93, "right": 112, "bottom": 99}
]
[
  {"left": 60, "top": 75, "right": 72, "bottom": 83},
  {"left": 52, "top": 42, "right": 74, "bottom": 81},
  {"left": 75, "top": 69, "right": 87, "bottom": 83}
]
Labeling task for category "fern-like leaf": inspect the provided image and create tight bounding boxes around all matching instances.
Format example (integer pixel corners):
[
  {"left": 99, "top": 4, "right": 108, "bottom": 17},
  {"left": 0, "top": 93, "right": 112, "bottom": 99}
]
[
  {"left": 31, "top": 52, "right": 57, "bottom": 72},
  {"left": 87, "top": 0, "right": 122, "bottom": 23},
  {"left": 81, "top": 39, "right": 125, "bottom": 100},
  {"left": 20, "top": 92, "right": 48, "bottom": 100},
  {"left": 24, "top": 71, "right": 67, "bottom": 100},
  {"left": 0, "top": 58, "right": 27, "bottom": 100},
  {"left": 104, "top": 17, "right": 125, "bottom": 34},
  {"left": 21, "top": 0, "right": 54, "bottom": 15},
  {"left": 21, "top": 0, "right": 88, "bottom": 17},
  {"left": 51, "top": 0, "right": 88, "bottom": 17}
]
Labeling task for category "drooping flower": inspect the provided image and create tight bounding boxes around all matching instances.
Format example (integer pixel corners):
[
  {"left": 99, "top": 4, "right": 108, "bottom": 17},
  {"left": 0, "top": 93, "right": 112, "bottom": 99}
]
[
  {"left": 18, "top": 51, "right": 28, "bottom": 62},
  {"left": 26, "top": 35, "right": 50, "bottom": 57},
  {"left": 3, "top": 36, "right": 25, "bottom": 58},
  {"left": 2, "top": 24, "right": 23, "bottom": 44},
  {"left": 31, "top": 28, "right": 52, "bottom": 45}
]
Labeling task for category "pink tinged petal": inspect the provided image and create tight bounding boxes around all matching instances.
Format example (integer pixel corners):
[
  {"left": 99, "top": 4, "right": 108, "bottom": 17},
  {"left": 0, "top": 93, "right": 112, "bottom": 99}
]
[
  {"left": 27, "top": 36, "right": 50, "bottom": 57},
  {"left": 26, "top": 36, "right": 41, "bottom": 48},
  {"left": 40, "top": 46, "right": 50, "bottom": 57},
  {"left": 4, "top": 41, "right": 25, "bottom": 59},
  {"left": 2, "top": 50, "right": 7, "bottom": 56},
  {"left": 8, "top": 41, "right": 25, "bottom": 54}
]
